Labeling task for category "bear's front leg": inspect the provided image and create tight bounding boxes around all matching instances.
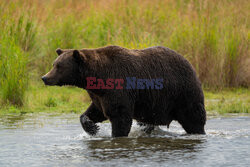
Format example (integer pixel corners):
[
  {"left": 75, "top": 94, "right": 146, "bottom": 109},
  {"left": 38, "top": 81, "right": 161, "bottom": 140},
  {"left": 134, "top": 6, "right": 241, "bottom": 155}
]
[
  {"left": 110, "top": 113, "right": 133, "bottom": 137},
  {"left": 80, "top": 103, "right": 107, "bottom": 136}
]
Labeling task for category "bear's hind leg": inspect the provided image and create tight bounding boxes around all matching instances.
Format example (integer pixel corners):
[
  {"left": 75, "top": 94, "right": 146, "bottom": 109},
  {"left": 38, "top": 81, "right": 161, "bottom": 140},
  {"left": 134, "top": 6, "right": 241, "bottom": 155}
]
[
  {"left": 80, "top": 103, "right": 107, "bottom": 136},
  {"left": 176, "top": 103, "right": 206, "bottom": 134}
]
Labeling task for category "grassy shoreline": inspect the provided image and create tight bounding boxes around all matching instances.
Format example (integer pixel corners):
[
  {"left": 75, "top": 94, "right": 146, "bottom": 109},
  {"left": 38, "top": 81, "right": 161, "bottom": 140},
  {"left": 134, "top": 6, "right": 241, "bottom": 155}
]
[{"left": 0, "top": 82, "right": 249, "bottom": 115}]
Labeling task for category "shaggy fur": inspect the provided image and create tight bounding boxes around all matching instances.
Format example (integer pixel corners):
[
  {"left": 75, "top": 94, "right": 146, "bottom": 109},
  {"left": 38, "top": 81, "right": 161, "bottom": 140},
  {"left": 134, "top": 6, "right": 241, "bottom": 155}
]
[{"left": 42, "top": 45, "right": 206, "bottom": 137}]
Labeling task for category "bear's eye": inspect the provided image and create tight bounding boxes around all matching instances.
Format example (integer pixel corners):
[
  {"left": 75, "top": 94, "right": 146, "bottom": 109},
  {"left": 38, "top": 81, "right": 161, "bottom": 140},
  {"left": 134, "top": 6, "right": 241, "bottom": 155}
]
[{"left": 56, "top": 64, "right": 61, "bottom": 69}]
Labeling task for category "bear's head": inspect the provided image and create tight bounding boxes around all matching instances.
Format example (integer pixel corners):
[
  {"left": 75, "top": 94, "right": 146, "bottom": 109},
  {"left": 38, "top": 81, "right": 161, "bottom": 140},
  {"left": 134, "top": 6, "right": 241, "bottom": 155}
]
[{"left": 41, "top": 48, "right": 86, "bottom": 88}]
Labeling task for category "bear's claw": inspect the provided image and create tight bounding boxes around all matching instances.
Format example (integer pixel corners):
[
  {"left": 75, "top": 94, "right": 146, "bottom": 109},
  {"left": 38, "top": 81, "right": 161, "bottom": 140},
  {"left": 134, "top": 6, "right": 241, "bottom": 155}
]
[{"left": 80, "top": 115, "right": 99, "bottom": 136}]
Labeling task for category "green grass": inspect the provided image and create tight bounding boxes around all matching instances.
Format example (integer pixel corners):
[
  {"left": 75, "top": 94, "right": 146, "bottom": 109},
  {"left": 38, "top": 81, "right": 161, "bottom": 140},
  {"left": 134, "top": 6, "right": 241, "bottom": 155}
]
[
  {"left": 0, "top": 0, "right": 249, "bottom": 109},
  {"left": 204, "top": 88, "right": 250, "bottom": 115},
  {"left": 25, "top": 81, "right": 90, "bottom": 113},
  {"left": 0, "top": 81, "right": 90, "bottom": 115},
  {"left": 0, "top": 35, "right": 28, "bottom": 106},
  {"left": 0, "top": 14, "right": 36, "bottom": 106}
]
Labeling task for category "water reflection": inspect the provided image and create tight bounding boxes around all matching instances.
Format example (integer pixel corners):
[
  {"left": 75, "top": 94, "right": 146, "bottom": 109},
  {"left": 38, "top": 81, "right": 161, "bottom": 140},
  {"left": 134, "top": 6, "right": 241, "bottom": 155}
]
[
  {"left": 0, "top": 112, "right": 77, "bottom": 129},
  {"left": 83, "top": 137, "right": 205, "bottom": 162},
  {"left": 0, "top": 113, "right": 28, "bottom": 127}
]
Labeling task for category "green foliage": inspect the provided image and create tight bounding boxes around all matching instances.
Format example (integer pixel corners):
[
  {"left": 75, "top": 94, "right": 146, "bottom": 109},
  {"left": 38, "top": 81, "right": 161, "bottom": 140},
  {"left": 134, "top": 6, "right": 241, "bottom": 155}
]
[
  {"left": 38, "top": 16, "right": 80, "bottom": 74},
  {"left": 44, "top": 97, "right": 57, "bottom": 107},
  {"left": 204, "top": 88, "right": 250, "bottom": 115},
  {"left": 0, "top": 0, "right": 249, "bottom": 109},
  {"left": 9, "top": 16, "right": 37, "bottom": 52},
  {"left": 224, "top": 33, "right": 241, "bottom": 86},
  {"left": 0, "top": 14, "right": 37, "bottom": 106},
  {"left": 0, "top": 37, "right": 28, "bottom": 106},
  {"left": 24, "top": 81, "right": 89, "bottom": 113}
]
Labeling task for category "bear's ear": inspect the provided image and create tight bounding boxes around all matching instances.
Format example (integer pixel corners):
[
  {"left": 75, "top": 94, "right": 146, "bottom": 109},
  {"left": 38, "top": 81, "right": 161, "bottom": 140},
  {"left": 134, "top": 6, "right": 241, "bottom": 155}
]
[
  {"left": 73, "top": 50, "right": 84, "bottom": 63},
  {"left": 56, "top": 48, "right": 63, "bottom": 56}
]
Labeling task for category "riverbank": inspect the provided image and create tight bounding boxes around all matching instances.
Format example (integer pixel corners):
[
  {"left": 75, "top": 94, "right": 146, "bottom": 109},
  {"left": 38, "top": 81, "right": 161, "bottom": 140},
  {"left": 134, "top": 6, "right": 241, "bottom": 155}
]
[{"left": 0, "top": 82, "right": 249, "bottom": 115}]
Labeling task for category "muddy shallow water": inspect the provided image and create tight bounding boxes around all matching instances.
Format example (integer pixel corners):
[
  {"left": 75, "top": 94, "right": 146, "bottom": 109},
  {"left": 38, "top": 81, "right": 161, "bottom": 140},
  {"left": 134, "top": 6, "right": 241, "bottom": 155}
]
[{"left": 0, "top": 113, "right": 249, "bottom": 167}]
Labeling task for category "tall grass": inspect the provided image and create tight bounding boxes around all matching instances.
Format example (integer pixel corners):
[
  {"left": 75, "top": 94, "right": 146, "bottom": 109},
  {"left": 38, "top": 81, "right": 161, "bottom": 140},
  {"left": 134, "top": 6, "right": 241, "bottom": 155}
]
[
  {"left": 0, "top": 37, "right": 28, "bottom": 106},
  {"left": 0, "top": 5, "right": 37, "bottom": 106},
  {"left": 0, "top": 0, "right": 249, "bottom": 106}
]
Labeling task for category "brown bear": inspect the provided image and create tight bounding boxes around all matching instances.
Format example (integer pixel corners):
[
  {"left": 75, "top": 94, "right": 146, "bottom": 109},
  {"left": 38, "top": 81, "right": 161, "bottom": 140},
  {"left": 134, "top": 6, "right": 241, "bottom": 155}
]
[{"left": 42, "top": 45, "right": 206, "bottom": 137}]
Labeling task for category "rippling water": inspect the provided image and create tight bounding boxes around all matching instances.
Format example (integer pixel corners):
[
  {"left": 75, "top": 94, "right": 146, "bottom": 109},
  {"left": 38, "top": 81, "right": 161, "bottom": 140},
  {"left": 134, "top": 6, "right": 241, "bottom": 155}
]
[{"left": 0, "top": 113, "right": 249, "bottom": 167}]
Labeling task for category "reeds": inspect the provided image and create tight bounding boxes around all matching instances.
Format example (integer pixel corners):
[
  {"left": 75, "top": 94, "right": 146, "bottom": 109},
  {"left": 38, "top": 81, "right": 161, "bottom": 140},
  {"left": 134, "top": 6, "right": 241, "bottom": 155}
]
[
  {"left": 0, "top": 6, "right": 36, "bottom": 106},
  {"left": 0, "top": 0, "right": 249, "bottom": 106}
]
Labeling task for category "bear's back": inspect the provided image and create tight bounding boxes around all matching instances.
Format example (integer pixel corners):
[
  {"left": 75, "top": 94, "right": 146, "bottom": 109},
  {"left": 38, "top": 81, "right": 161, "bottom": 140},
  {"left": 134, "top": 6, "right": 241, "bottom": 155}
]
[{"left": 92, "top": 45, "right": 199, "bottom": 89}]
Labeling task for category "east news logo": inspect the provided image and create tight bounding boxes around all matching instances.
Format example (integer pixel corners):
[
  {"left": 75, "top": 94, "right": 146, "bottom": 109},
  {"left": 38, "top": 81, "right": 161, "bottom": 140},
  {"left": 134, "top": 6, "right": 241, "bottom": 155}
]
[{"left": 86, "top": 77, "right": 164, "bottom": 89}]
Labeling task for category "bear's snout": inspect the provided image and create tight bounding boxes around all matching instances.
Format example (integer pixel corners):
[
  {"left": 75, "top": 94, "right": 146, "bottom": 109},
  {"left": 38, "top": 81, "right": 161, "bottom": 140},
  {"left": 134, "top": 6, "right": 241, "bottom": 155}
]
[
  {"left": 41, "top": 76, "right": 48, "bottom": 85},
  {"left": 41, "top": 75, "right": 60, "bottom": 86}
]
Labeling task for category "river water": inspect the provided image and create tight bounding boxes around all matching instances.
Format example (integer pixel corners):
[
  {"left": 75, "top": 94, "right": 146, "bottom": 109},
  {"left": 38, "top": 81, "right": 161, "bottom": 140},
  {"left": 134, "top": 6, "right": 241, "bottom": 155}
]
[{"left": 0, "top": 113, "right": 249, "bottom": 167}]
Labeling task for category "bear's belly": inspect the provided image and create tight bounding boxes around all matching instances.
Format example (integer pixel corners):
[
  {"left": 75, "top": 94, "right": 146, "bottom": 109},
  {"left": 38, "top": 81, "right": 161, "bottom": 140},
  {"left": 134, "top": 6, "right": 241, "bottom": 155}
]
[{"left": 133, "top": 102, "right": 174, "bottom": 125}]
